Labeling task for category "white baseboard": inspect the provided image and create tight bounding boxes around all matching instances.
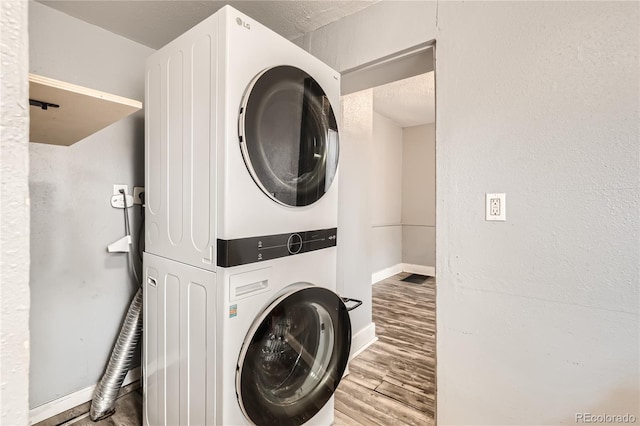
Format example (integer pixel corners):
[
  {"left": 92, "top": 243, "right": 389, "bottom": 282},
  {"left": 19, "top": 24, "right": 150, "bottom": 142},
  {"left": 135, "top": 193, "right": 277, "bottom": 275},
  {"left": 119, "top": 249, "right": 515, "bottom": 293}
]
[
  {"left": 371, "top": 263, "right": 435, "bottom": 284},
  {"left": 371, "top": 264, "right": 403, "bottom": 284},
  {"left": 344, "top": 323, "right": 377, "bottom": 378},
  {"left": 401, "top": 263, "right": 435, "bottom": 277},
  {"left": 29, "top": 367, "right": 141, "bottom": 425},
  {"left": 349, "top": 322, "right": 377, "bottom": 361}
]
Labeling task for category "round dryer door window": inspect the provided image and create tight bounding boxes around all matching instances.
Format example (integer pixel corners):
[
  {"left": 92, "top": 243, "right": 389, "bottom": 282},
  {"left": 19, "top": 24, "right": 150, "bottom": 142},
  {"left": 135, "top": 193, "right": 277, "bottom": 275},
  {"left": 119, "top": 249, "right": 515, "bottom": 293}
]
[
  {"left": 239, "top": 66, "right": 339, "bottom": 207},
  {"left": 236, "top": 286, "right": 351, "bottom": 426}
]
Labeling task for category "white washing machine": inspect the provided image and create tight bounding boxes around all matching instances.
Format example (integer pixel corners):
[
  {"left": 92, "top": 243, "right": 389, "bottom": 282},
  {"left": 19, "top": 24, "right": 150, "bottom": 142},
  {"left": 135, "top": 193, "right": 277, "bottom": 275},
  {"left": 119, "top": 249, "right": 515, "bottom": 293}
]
[
  {"left": 143, "top": 5, "right": 353, "bottom": 426},
  {"left": 144, "top": 4, "right": 340, "bottom": 271},
  {"left": 143, "top": 248, "right": 353, "bottom": 426}
]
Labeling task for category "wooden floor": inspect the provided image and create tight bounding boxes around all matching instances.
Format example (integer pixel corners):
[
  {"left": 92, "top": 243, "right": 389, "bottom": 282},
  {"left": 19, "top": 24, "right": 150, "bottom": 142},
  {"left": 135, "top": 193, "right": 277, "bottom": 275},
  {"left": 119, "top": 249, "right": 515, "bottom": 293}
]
[
  {"left": 334, "top": 272, "right": 436, "bottom": 426},
  {"left": 57, "top": 272, "right": 435, "bottom": 426},
  {"left": 33, "top": 382, "right": 141, "bottom": 426},
  {"left": 59, "top": 390, "right": 142, "bottom": 426}
]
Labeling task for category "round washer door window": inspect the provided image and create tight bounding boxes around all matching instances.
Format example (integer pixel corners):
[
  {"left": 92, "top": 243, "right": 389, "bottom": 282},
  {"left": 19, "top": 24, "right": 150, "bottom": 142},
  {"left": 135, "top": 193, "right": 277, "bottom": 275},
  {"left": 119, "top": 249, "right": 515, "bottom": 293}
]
[
  {"left": 239, "top": 66, "right": 339, "bottom": 207},
  {"left": 236, "top": 286, "right": 351, "bottom": 426}
]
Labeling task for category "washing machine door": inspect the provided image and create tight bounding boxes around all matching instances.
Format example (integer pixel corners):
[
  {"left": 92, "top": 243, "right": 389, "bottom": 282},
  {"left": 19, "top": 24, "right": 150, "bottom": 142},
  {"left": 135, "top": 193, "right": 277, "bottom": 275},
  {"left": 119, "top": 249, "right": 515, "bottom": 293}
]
[
  {"left": 236, "top": 285, "right": 351, "bottom": 425},
  {"left": 239, "top": 66, "right": 339, "bottom": 207}
]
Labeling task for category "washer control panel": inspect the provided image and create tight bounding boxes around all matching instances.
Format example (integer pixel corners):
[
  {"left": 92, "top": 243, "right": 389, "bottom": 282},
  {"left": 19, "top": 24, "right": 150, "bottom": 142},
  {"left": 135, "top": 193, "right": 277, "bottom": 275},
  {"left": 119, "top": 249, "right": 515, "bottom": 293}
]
[{"left": 217, "top": 228, "right": 337, "bottom": 267}]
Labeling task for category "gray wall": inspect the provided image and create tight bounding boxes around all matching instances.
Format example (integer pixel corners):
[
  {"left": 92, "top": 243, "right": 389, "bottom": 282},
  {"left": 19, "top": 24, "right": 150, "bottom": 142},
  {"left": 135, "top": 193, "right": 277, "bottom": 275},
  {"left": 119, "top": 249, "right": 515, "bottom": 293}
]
[
  {"left": 436, "top": 2, "right": 638, "bottom": 422},
  {"left": 0, "top": 1, "right": 30, "bottom": 424},
  {"left": 29, "top": 2, "right": 153, "bottom": 408},
  {"left": 402, "top": 123, "right": 435, "bottom": 268},
  {"left": 300, "top": 1, "right": 640, "bottom": 424},
  {"left": 370, "top": 112, "right": 402, "bottom": 275}
]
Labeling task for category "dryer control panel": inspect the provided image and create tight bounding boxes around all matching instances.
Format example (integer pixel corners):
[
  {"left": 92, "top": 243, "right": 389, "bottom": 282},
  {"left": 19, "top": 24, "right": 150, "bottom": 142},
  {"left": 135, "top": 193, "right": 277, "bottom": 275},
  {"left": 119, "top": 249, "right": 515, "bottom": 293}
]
[{"left": 217, "top": 228, "right": 337, "bottom": 267}]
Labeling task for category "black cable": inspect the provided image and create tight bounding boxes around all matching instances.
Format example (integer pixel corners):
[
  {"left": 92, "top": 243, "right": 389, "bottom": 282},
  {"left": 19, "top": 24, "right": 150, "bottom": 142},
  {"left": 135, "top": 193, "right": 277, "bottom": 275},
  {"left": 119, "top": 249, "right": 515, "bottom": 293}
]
[
  {"left": 137, "top": 192, "right": 145, "bottom": 262},
  {"left": 120, "top": 189, "right": 131, "bottom": 236},
  {"left": 137, "top": 215, "right": 144, "bottom": 262},
  {"left": 120, "top": 189, "right": 140, "bottom": 285}
]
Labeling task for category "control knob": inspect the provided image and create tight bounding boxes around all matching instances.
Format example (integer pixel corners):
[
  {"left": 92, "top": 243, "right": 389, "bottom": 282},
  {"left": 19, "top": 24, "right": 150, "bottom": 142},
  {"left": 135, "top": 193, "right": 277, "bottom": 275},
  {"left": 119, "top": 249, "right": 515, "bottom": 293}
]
[{"left": 287, "top": 233, "right": 303, "bottom": 254}]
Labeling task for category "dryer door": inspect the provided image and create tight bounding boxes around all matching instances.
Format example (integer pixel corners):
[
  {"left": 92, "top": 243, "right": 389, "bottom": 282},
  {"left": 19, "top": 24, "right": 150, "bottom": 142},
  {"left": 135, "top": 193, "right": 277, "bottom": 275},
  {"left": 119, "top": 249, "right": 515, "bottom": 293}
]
[
  {"left": 236, "top": 285, "right": 351, "bottom": 426},
  {"left": 239, "top": 66, "right": 339, "bottom": 207}
]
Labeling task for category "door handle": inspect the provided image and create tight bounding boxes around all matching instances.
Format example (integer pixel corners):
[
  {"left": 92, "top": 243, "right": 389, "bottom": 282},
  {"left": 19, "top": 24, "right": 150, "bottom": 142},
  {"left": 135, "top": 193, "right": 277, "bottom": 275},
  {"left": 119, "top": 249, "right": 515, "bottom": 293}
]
[{"left": 341, "top": 297, "right": 363, "bottom": 312}]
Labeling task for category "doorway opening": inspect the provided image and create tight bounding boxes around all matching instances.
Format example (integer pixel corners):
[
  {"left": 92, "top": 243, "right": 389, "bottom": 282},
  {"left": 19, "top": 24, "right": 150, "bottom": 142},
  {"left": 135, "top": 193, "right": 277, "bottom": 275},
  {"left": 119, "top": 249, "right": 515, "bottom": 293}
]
[{"left": 335, "top": 43, "right": 437, "bottom": 425}]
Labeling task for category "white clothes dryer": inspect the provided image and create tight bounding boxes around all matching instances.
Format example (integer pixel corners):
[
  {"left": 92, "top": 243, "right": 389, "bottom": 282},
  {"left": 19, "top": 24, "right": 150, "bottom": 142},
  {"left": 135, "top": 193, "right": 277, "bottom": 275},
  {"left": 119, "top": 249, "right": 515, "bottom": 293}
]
[
  {"left": 144, "top": 5, "right": 341, "bottom": 272},
  {"left": 143, "top": 247, "right": 355, "bottom": 426}
]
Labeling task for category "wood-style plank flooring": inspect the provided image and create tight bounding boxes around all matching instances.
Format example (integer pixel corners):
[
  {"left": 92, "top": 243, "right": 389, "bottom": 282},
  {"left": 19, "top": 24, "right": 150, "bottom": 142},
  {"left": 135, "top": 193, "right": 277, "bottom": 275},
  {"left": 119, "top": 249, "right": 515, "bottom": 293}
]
[
  {"left": 334, "top": 272, "right": 435, "bottom": 425},
  {"left": 60, "top": 390, "right": 142, "bottom": 426},
  {"left": 55, "top": 272, "right": 435, "bottom": 425},
  {"left": 33, "top": 382, "right": 141, "bottom": 426}
]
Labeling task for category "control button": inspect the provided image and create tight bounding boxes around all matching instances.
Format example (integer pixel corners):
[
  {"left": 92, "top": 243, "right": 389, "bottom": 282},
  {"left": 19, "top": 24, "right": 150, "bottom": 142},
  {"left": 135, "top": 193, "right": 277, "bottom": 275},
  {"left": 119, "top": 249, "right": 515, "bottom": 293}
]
[{"left": 287, "top": 233, "right": 303, "bottom": 254}]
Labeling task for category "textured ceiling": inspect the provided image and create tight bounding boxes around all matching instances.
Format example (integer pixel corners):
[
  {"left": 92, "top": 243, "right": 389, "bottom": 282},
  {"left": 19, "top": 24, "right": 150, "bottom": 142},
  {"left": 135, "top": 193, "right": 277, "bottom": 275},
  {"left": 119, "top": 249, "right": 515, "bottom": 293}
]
[
  {"left": 37, "top": 0, "right": 378, "bottom": 49},
  {"left": 373, "top": 72, "right": 435, "bottom": 128}
]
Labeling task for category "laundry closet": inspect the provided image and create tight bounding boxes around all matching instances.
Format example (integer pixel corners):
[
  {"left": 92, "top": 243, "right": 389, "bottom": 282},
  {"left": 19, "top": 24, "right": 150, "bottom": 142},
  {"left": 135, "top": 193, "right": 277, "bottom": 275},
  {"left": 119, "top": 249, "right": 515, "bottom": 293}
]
[
  {"left": 28, "top": 3, "right": 152, "bottom": 423},
  {"left": 28, "top": 3, "right": 354, "bottom": 425}
]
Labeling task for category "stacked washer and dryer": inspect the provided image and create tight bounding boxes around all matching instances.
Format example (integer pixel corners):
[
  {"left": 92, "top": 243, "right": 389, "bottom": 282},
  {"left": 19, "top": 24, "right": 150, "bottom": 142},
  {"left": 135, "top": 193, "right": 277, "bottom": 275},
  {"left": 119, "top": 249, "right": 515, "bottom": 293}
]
[{"left": 143, "top": 5, "right": 353, "bottom": 426}]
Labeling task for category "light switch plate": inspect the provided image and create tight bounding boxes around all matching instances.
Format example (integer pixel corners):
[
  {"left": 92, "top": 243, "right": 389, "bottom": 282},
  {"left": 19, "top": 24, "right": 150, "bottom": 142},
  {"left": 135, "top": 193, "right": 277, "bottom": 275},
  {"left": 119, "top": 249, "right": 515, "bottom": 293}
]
[{"left": 486, "top": 193, "right": 506, "bottom": 221}]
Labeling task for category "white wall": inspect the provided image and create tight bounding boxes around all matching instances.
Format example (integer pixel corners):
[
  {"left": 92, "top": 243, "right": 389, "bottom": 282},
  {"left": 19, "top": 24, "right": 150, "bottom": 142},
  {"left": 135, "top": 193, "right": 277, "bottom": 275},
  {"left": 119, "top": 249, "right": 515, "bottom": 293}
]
[
  {"left": 28, "top": 2, "right": 153, "bottom": 410},
  {"left": 402, "top": 123, "right": 435, "bottom": 268},
  {"left": 370, "top": 112, "right": 403, "bottom": 276},
  {"left": 0, "top": 1, "right": 30, "bottom": 425},
  {"left": 302, "top": 1, "right": 640, "bottom": 424},
  {"left": 338, "top": 89, "right": 374, "bottom": 345}
]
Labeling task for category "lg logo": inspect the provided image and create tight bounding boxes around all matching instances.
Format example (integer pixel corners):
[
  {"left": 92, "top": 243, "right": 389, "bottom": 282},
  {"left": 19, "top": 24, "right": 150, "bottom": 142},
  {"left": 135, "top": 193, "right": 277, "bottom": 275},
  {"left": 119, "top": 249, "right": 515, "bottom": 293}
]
[{"left": 236, "top": 17, "right": 250, "bottom": 30}]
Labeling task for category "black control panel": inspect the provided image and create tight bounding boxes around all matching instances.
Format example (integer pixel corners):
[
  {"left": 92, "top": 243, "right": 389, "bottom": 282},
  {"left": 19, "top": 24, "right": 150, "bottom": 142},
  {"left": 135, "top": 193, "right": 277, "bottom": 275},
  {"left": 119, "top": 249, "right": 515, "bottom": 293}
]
[{"left": 217, "top": 228, "right": 337, "bottom": 267}]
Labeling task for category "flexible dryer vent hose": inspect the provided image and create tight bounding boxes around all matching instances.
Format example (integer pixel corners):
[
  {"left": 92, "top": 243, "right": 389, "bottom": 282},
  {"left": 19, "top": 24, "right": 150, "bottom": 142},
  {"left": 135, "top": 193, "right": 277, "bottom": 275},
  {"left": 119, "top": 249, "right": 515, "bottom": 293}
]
[{"left": 89, "top": 287, "right": 143, "bottom": 421}]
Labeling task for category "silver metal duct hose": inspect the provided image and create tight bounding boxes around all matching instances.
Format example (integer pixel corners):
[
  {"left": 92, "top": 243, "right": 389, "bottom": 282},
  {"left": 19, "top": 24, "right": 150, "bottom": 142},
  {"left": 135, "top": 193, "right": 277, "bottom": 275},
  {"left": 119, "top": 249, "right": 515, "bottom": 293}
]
[{"left": 89, "top": 286, "right": 143, "bottom": 421}]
